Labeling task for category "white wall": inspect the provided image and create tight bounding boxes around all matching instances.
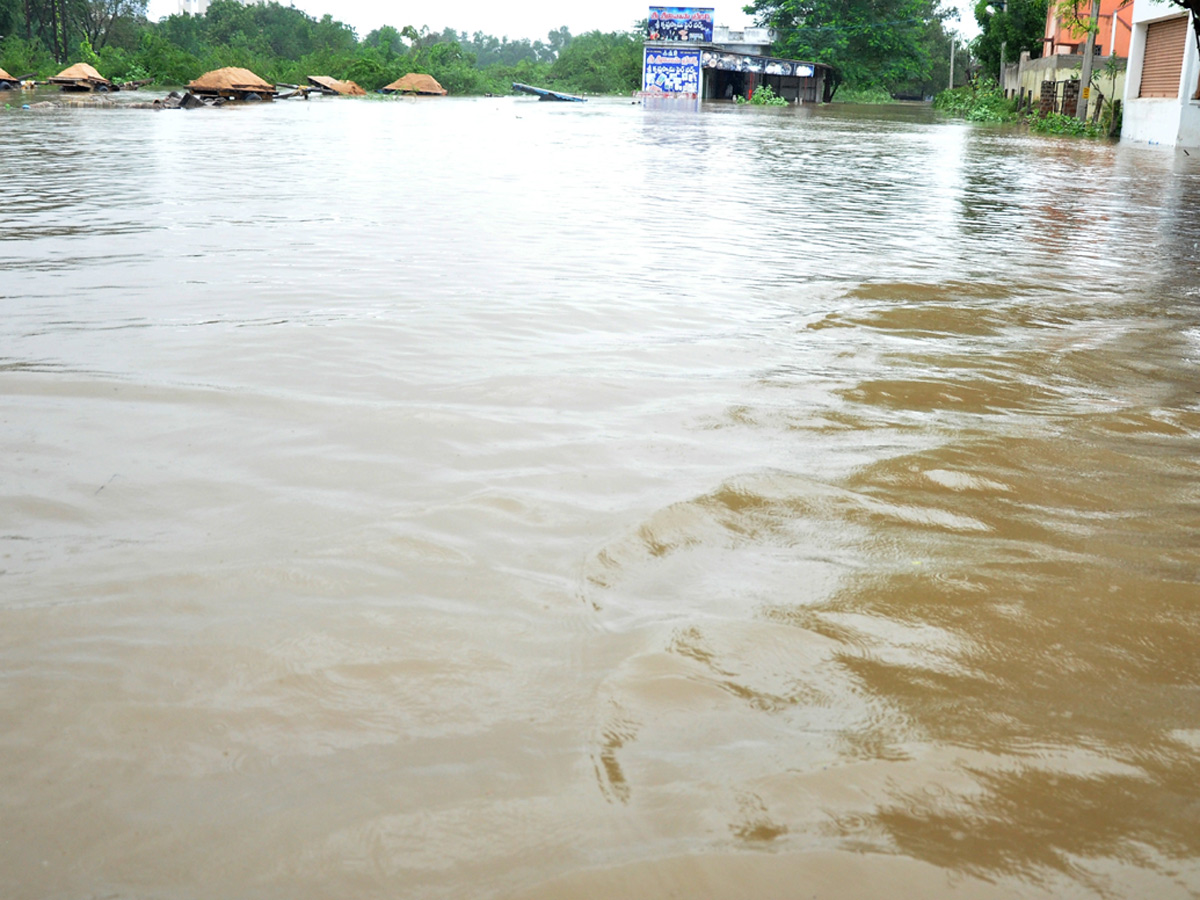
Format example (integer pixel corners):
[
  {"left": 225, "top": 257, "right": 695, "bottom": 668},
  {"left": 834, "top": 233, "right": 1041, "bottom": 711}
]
[
  {"left": 1180, "top": 23, "right": 1200, "bottom": 145},
  {"left": 1121, "top": 0, "right": 1200, "bottom": 148}
]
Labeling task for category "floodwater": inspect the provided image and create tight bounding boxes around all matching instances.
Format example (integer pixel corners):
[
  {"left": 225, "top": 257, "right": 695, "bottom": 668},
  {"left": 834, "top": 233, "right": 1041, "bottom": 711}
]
[{"left": 2, "top": 94, "right": 1199, "bottom": 900}]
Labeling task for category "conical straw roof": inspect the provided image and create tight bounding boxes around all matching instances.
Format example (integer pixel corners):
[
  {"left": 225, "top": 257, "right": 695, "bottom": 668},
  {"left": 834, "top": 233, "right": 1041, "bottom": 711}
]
[
  {"left": 0, "top": 67, "right": 16, "bottom": 81},
  {"left": 188, "top": 67, "right": 274, "bottom": 93},
  {"left": 384, "top": 73, "right": 447, "bottom": 95}
]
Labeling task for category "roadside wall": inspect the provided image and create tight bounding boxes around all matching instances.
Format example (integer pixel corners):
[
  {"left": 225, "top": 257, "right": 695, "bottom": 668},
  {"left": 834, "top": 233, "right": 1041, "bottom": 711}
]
[{"left": 1016, "top": 52, "right": 1127, "bottom": 111}]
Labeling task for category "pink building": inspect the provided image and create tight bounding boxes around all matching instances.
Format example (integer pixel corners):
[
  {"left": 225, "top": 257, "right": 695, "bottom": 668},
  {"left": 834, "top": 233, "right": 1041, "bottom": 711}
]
[{"left": 1043, "top": 0, "right": 1134, "bottom": 58}]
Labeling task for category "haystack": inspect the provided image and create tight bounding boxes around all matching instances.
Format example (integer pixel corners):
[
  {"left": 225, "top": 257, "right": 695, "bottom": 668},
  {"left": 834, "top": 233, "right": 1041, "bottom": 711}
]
[
  {"left": 49, "top": 62, "right": 111, "bottom": 92},
  {"left": 382, "top": 73, "right": 447, "bottom": 95},
  {"left": 188, "top": 67, "right": 275, "bottom": 100},
  {"left": 307, "top": 75, "right": 366, "bottom": 96}
]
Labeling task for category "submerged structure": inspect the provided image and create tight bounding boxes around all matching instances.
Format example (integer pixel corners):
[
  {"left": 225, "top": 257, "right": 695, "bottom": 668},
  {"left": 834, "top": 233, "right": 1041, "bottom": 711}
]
[
  {"left": 0, "top": 67, "right": 20, "bottom": 90},
  {"left": 382, "top": 73, "right": 447, "bottom": 95},
  {"left": 641, "top": 6, "right": 831, "bottom": 102},
  {"left": 512, "top": 82, "right": 586, "bottom": 102},
  {"left": 307, "top": 76, "right": 366, "bottom": 96},
  {"left": 49, "top": 63, "right": 112, "bottom": 92},
  {"left": 187, "top": 67, "right": 276, "bottom": 102}
]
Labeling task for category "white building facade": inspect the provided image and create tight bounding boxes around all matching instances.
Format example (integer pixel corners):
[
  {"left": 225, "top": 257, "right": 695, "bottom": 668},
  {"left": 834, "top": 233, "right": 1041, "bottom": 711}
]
[{"left": 1121, "top": 0, "right": 1200, "bottom": 148}]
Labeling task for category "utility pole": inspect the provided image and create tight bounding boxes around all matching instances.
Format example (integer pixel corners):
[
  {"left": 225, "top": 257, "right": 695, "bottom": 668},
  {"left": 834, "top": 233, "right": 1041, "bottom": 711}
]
[
  {"left": 1076, "top": 0, "right": 1101, "bottom": 121},
  {"left": 986, "top": 1, "right": 1009, "bottom": 92},
  {"left": 950, "top": 37, "right": 955, "bottom": 89},
  {"left": 999, "top": 1, "right": 1007, "bottom": 91}
]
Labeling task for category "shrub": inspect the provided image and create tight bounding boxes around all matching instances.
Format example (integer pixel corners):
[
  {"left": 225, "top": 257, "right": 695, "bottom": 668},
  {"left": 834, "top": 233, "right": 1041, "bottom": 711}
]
[
  {"left": 0, "top": 34, "right": 56, "bottom": 78},
  {"left": 749, "top": 83, "right": 788, "bottom": 105},
  {"left": 1029, "top": 111, "right": 1103, "bottom": 138},
  {"left": 933, "top": 79, "right": 1018, "bottom": 122},
  {"left": 834, "top": 85, "right": 893, "bottom": 103}
]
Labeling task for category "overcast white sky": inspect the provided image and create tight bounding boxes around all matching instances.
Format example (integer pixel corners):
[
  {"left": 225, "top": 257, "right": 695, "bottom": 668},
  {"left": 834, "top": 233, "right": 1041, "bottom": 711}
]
[{"left": 145, "top": 1, "right": 977, "bottom": 45}]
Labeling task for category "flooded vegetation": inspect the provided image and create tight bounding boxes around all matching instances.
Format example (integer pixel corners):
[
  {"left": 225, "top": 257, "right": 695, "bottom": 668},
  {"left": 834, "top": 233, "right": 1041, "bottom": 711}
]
[{"left": 2, "top": 98, "right": 1199, "bottom": 899}]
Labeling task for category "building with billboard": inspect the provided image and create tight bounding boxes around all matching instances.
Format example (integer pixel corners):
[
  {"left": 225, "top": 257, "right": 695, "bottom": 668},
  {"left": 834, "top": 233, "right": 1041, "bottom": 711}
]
[{"left": 642, "top": 7, "right": 831, "bottom": 102}]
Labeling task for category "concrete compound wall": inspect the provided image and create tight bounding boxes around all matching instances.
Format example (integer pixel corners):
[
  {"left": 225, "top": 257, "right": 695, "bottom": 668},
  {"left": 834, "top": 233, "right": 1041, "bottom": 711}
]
[{"left": 1015, "top": 52, "right": 1127, "bottom": 114}]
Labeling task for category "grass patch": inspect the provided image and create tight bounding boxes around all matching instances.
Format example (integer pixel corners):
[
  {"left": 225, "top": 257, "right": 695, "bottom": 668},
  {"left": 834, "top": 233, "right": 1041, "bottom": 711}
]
[
  {"left": 933, "top": 80, "right": 1017, "bottom": 123},
  {"left": 834, "top": 85, "right": 893, "bottom": 104},
  {"left": 1028, "top": 111, "right": 1104, "bottom": 138}
]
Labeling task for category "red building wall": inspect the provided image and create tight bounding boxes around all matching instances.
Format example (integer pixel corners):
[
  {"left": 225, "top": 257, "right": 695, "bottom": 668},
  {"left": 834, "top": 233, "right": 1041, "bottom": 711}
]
[{"left": 1044, "top": 0, "right": 1133, "bottom": 58}]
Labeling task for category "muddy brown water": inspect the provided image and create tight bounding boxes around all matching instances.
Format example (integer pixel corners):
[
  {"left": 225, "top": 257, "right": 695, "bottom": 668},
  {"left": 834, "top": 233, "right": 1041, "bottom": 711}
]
[{"left": 2, "top": 96, "right": 1199, "bottom": 899}]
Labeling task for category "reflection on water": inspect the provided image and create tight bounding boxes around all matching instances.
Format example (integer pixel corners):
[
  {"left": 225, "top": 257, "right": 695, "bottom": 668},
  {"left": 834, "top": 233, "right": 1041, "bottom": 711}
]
[{"left": 2, "top": 96, "right": 1199, "bottom": 899}]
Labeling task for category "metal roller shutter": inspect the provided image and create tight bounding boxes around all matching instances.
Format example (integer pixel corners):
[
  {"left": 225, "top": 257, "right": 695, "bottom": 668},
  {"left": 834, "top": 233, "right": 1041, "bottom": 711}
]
[{"left": 1138, "top": 15, "right": 1188, "bottom": 98}]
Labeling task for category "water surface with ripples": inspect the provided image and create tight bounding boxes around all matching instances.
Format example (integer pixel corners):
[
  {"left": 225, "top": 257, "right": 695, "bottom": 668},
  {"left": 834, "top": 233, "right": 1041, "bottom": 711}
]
[{"left": 2, "top": 94, "right": 1199, "bottom": 899}]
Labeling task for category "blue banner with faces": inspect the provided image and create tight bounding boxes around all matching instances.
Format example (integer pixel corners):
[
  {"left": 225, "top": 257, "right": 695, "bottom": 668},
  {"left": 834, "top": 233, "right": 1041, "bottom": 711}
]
[{"left": 643, "top": 47, "right": 703, "bottom": 94}]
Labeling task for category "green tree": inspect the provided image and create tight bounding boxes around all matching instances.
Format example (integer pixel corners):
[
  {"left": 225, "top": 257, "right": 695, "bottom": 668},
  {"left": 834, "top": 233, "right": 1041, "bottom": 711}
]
[
  {"left": 129, "top": 28, "right": 197, "bottom": 82},
  {"left": 312, "top": 13, "right": 355, "bottom": 54},
  {"left": 892, "top": 16, "right": 965, "bottom": 97},
  {"left": 458, "top": 31, "right": 555, "bottom": 67},
  {"left": 0, "top": 0, "right": 21, "bottom": 37},
  {"left": 80, "top": 0, "right": 145, "bottom": 50},
  {"left": 547, "top": 29, "right": 639, "bottom": 93},
  {"left": 971, "top": 0, "right": 1047, "bottom": 81},
  {"left": 18, "top": 0, "right": 86, "bottom": 62},
  {"left": 362, "top": 24, "right": 413, "bottom": 57},
  {"left": 154, "top": 8, "right": 206, "bottom": 55},
  {"left": 340, "top": 46, "right": 399, "bottom": 90},
  {"left": 745, "top": 0, "right": 950, "bottom": 99},
  {"left": 423, "top": 38, "right": 487, "bottom": 93},
  {"left": 546, "top": 25, "right": 572, "bottom": 57},
  {"left": 362, "top": 26, "right": 394, "bottom": 54},
  {"left": 0, "top": 33, "right": 56, "bottom": 75}
]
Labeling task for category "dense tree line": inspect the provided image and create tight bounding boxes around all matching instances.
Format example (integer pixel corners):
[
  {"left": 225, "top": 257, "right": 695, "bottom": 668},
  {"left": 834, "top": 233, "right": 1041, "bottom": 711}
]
[
  {"left": 0, "top": 0, "right": 643, "bottom": 94},
  {"left": 745, "top": 0, "right": 966, "bottom": 99},
  {"left": 1, "top": 0, "right": 147, "bottom": 63},
  {"left": 969, "top": 0, "right": 1047, "bottom": 82}
]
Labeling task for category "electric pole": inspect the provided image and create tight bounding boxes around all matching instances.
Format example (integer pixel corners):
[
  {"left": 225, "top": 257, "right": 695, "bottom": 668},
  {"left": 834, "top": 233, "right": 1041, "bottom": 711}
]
[
  {"left": 1077, "top": 0, "right": 1101, "bottom": 122},
  {"left": 999, "top": 1, "right": 1007, "bottom": 91}
]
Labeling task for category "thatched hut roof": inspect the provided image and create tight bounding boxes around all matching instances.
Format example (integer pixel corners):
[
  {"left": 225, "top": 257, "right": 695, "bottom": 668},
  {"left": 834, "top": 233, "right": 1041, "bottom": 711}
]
[
  {"left": 49, "top": 62, "right": 110, "bottom": 86},
  {"left": 383, "top": 73, "right": 447, "bottom": 95},
  {"left": 0, "top": 67, "right": 17, "bottom": 82},
  {"left": 188, "top": 67, "right": 274, "bottom": 94},
  {"left": 307, "top": 75, "right": 366, "bottom": 96}
]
